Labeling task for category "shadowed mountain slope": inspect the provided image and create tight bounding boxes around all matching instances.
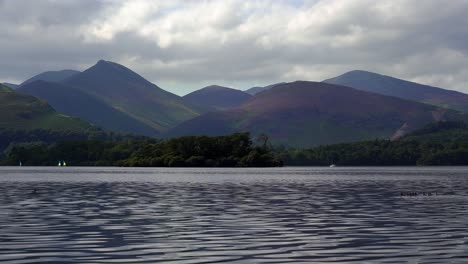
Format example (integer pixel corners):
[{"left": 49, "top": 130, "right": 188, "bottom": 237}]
[
  {"left": 19, "top": 81, "right": 157, "bottom": 135},
  {"left": 0, "top": 84, "right": 92, "bottom": 131},
  {"left": 169, "top": 81, "right": 466, "bottom": 147},
  {"left": 324, "top": 70, "right": 468, "bottom": 112},
  {"left": 183, "top": 85, "right": 252, "bottom": 110}
]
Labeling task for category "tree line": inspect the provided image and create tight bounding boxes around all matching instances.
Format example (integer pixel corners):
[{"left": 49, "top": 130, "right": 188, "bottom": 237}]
[
  {"left": 279, "top": 122, "right": 468, "bottom": 166},
  {"left": 1, "top": 133, "right": 283, "bottom": 167},
  {"left": 1, "top": 122, "right": 467, "bottom": 167}
]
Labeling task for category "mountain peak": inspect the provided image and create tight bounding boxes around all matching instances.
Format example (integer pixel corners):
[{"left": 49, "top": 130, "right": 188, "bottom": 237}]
[
  {"left": 201, "top": 85, "right": 237, "bottom": 91},
  {"left": 70, "top": 59, "right": 154, "bottom": 89},
  {"left": 92, "top": 60, "right": 125, "bottom": 71},
  {"left": 95, "top": 59, "right": 117, "bottom": 67},
  {"left": 97, "top": 59, "right": 109, "bottom": 64},
  {"left": 61, "top": 60, "right": 201, "bottom": 133},
  {"left": 345, "top": 69, "right": 376, "bottom": 74}
]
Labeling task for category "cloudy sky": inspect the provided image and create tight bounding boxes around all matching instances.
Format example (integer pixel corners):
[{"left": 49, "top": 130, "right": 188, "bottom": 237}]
[{"left": 1, "top": 0, "right": 468, "bottom": 95}]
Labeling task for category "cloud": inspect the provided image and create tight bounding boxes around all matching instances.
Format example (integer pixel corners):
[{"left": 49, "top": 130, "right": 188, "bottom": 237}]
[{"left": 1, "top": 0, "right": 468, "bottom": 95}]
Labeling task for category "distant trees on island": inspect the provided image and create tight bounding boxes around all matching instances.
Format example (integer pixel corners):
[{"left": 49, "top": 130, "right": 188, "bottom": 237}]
[
  {"left": 1, "top": 122, "right": 467, "bottom": 167},
  {"left": 1, "top": 132, "right": 283, "bottom": 167}
]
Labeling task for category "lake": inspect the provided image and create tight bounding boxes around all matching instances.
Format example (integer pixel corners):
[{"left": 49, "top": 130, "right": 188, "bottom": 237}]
[{"left": 0, "top": 167, "right": 467, "bottom": 263}]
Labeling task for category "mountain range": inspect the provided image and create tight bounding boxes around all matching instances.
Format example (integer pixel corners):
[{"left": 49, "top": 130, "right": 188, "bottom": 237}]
[
  {"left": 242, "top": 71, "right": 468, "bottom": 113},
  {"left": 3, "top": 62, "right": 468, "bottom": 146},
  {"left": 16, "top": 60, "right": 204, "bottom": 135},
  {"left": 169, "top": 81, "right": 466, "bottom": 147}
]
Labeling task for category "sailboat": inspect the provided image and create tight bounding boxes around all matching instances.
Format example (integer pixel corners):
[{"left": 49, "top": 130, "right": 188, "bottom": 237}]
[{"left": 19, "top": 161, "right": 22, "bottom": 166}]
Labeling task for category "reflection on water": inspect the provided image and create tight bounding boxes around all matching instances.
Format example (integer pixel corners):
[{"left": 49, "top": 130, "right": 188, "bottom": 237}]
[{"left": 0, "top": 167, "right": 467, "bottom": 263}]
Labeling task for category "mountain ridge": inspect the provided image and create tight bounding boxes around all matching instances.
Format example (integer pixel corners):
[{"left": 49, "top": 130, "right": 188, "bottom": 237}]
[
  {"left": 324, "top": 70, "right": 468, "bottom": 112},
  {"left": 2, "top": 82, "right": 19, "bottom": 89},
  {"left": 244, "top": 82, "right": 285, "bottom": 95},
  {"left": 183, "top": 85, "right": 252, "bottom": 110},
  {"left": 21, "top": 69, "right": 80, "bottom": 86}
]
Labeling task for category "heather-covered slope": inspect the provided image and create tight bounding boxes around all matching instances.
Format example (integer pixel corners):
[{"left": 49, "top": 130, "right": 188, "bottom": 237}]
[
  {"left": 183, "top": 85, "right": 252, "bottom": 110},
  {"left": 21, "top": 70, "right": 80, "bottom": 86},
  {"left": 0, "top": 84, "right": 91, "bottom": 131},
  {"left": 63, "top": 60, "right": 201, "bottom": 132},
  {"left": 169, "top": 81, "right": 466, "bottom": 147},
  {"left": 324, "top": 70, "right": 468, "bottom": 112},
  {"left": 19, "top": 81, "right": 157, "bottom": 135}
]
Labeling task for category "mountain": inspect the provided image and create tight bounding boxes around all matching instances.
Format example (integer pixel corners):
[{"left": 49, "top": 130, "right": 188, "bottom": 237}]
[
  {"left": 183, "top": 85, "right": 252, "bottom": 110},
  {"left": 0, "top": 84, "right": 91, "bottom": 131},
  {"left": 62, "top": 60, "right": 201, "bottom": 132},
  {"left": 2, "top": 82, "right": 19, "bottom": 89},
  {"left": 169, "top": 81, "right": 466, "bottom": 147},
  {"left": 21, "top": 70, "right": 80, "bottom": 86},
  {"left": 245, "top": 82, "right": 285, "bottom": 95},
  {"left": 324, "top": 70, "right": 468, "bottom": 112},
  {"left": 19, "top": 81, "right": 157, "bottom": 135}
]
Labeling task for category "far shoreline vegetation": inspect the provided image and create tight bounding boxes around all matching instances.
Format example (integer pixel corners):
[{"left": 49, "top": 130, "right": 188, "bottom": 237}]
[
  {"left": 1, "top": 132, "right": 283, "bottom": 167},
  {"left": 0, "top": 121, "right": 467, "bottom": 167}
]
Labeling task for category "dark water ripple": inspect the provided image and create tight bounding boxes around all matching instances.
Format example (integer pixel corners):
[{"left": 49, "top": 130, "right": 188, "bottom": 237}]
[{"left": 0, "top": 167, "right": 468, "bottom": 263}]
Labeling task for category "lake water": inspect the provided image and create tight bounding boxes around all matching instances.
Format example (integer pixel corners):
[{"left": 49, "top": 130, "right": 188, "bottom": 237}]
[{"left": 0, "top": 167, "right": 467, "bottom": 263}]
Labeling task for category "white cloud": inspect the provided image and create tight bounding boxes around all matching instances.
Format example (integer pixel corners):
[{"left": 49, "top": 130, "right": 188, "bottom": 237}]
[{"left": 81, "top": 0, "right": 166, "bottom": 42}]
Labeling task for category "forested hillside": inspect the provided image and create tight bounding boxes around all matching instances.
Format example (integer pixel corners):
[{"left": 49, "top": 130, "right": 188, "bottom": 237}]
[{"left": 281, "top": 122, "right": 468, "bottom": 166}]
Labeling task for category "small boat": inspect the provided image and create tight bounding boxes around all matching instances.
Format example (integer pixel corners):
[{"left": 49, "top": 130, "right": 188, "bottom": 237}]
[
  {"left": 19, "top": 161, "right": 22, "bottom": 166},
  {"left": 58, "top": 160, "right": 67, "bottom": 166},
  {"left": 329, "top": 164, "right": 336, "bottom": 168}
]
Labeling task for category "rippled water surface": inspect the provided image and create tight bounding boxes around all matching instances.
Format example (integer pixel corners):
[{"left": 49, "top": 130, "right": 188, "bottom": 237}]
[{"left": 1, "top": 167, "right": 468, "bottom": 263}]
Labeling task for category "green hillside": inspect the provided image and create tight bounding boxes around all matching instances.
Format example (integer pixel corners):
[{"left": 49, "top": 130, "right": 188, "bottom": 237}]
[
  {"left": 19, "top": 81, "right": 158, "bottom": 136},
  {"left": 281, "top": 121, "right": 468, "bottom": 166},
  {"left": 0, "top": 84, "right": 92, "bottom": 131}
]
